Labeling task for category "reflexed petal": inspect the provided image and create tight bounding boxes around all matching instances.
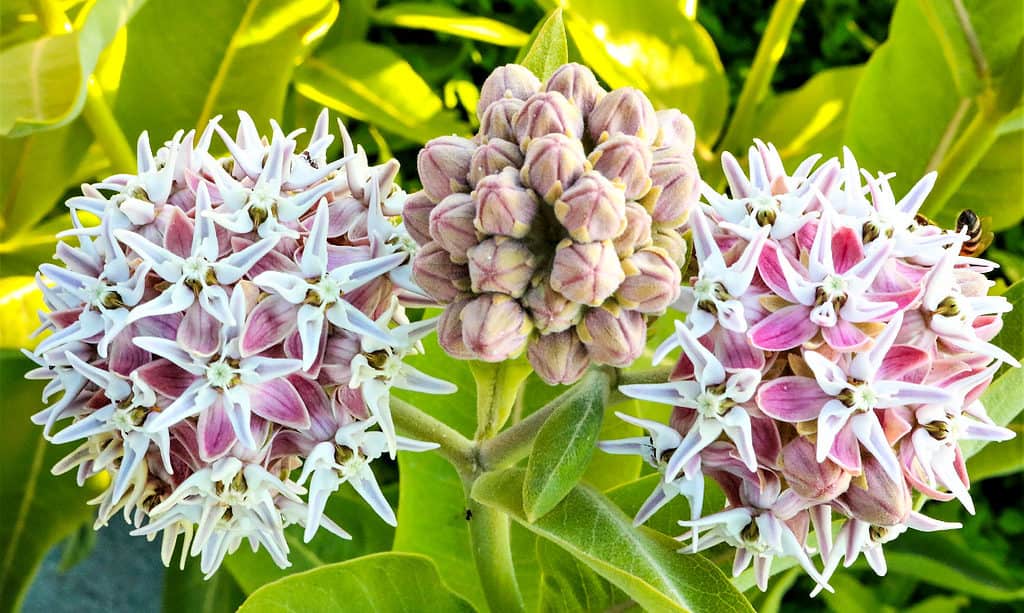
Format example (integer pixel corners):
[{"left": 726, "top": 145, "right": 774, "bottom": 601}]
[
  {"left": 240, "top": 295, "right": 297, "bottom": 356},
  {"left": 250, "top": 379, "right": 310, "bottom": 428},
  {"left": 179, "top": 304, "right": 220, "bottom": 356},
  {"left": 748, "top": 305, "right": 817, "bottom": 351},
  {"left": 197, "top": 399, "right": 236, "bottom": 461},
  {"left": 757, "top": 377, "right": 829, "bottom": 422},
  {"left": 822, "top": 319, "right": 868, "bottom": 351},
  {"left": 133, "top": 358, "right": 198, "bottom": 397},
  {"left": 830, "top": 226, "right": 864, "bottom": 275}
]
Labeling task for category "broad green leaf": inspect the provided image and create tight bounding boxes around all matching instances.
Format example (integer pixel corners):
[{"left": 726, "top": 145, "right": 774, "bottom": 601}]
[
  {"left": 163, "top": 560, "right": 245, "bottom": 613},
  {"left": 536, "top": 537, "right": 627, "bottom": 612},
  {"left": 0, "top": 277, "right": 46, "bottom": 350},
  {"left": 517, "top": 9, "right": 569, "bottom": 80},
  {"left": 472, "top": 468, "right": 754, "bottom": 612},
  {"left": 606, "top": 474, "right": 726, "bottom": 537},
  {"left": 0, "top": 119, "right": 91, "bottom": 238},
  {"left": 885, "top": 528, "right": 1024, "bottom": 601},
  {"left": 821, "top": 574, "right": 886, "bottom": 613},
  {"left": 56, "top": 522, "right": 96, "bottom": 572},
  {"left": 555, "top": 0, "right": 729, "bottom": 148},
  {"left": 961, "top": 280, "right": 1024, "bottom": 458},
  {"left": 0, "top": 353, "right": 103, "bottom": 612},
  {"left": 844, "top": 0, "right": 1023, "bottom": 217},
  {"left": 223, "top": 483, "right": 397, "bottom": 594},
  {"left": 747, "top": 567, "right": 800, "bottom": 613},
  {"left": 236, "top": 553, "right": 474, "bottom": 613},
  {"left": 0, "top": 0, "right": 145, "bottom": 136},
  {"left": 295, "top": 41, "right": 471, "bottom": 145},
  {"left": 904, "top": 595, "right": 970, "bottom": 613},
  {"left": 390, "top": 331, "right": 487, "bottom": 610},
  {"left": 115, "top": 0, "right": 336, "bottom": 145},
  {"left": 523, "top": 369, "right": 608, "bottom": 521},
  {"left": 749, "top": 66, "right": 863, "bottom": 168},
  {"left": 373, "top": 3, "right": 528, "bottom": 47},
  {"left": 581, "top": 398, "right": 643, "bottom": 491}
]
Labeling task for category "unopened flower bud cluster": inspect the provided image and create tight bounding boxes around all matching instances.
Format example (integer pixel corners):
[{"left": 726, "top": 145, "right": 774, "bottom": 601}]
[
  {"left": 604, "top": 142, "right": 1019, "bottom": 593},
  {"left": 27, "top": 111, "right": 454, "bottom": 577},
  {"left": 407, "top": 63, "right": 701, "bottom": 384}
]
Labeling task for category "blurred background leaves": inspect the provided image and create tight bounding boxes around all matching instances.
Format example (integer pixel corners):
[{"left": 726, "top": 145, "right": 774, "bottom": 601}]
[{"left": 0, "top": 0, "right": 1021, "bottom": 611}]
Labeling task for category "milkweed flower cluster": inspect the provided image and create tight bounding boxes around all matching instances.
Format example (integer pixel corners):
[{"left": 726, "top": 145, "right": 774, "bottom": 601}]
[
  {"left": 604, "top": 142, "right": 1018, "bottom": 593},
  {"left": 405, "top": 62, "right": 700, "bottom": 384},
  {"left": 25, "top": 110, "right": 454, "bottom": 577}
]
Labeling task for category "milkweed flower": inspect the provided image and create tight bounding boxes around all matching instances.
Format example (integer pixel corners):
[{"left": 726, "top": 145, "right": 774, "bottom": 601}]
[
  {"left": 406, "top": 62, "right": 700, "bottom": 384},
  {"left": 607, "top": 142, "right": 1019, "bottom": 593},
  {"left": 26, "top": 110, "right": 452, "bottom": 577}
]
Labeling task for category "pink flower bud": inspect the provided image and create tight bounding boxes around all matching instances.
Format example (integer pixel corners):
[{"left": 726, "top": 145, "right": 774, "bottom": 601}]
[
  {"left": 578, "top": 305, "right": 646, "bottom": 367},
  {"left": 588, "top": 134, "right": 653, "bottom": 200},
  {"left": 461, "top": 293, "right": 533, "bottom": 361},
  {"left": 839, "top": 454, "right": 911, "bottom": 526},
  {"left": 437, "top": 298, "right": 476, "bottom": 359},
  {"left": 616, "top": 246, "right": 681, "bottom": 313},
  {"left": 544, "top": 62, "right": 605, "bottom": 118},
  {"left": 612, "top": 201, "right": 654, "bottom": 258},
  {"left": 412, "top": 241, "right": 471, "bottom": 303},
  {"left": 528, "top": 330, "right": 591, "bottom": 385},
  {"left": 655, "top": 109, "right": 696, "bottom": 152},
  {"left": 466, "top": 237, "right": 536, "bottom": 298},
  {"left": 645, "top": 150, "right": 699, "bottom": 227},
  {"left": 524, "top": 278, "right": 583, "bottom": 334},
  {"left": 521, "top": 133, "right": 588, "bottom": 203},
  {"left": 476, "top": 64, "right": 541, "bottom": 119},
  {"left": 473, "top": 167, "right": 539, "bottom": 238},
  {"left": 780, "top": 437, "right": 852, "bottom": 502},
  {"left": 549, "top": 239, "right": 625, "bottom": 307},
  {"left": 479, "top": 97, "right": 524, "bottom": 143},
  {"left": 588, "top": 87, "right": 659, "bottom": 144},
  {"left": 652, "top": 228, "right": 688, "bottom": 268},
  {"left": 417, "top": 136, "right": 475, "bottom": 203},
  {"left": 553, "top": 171, "right": 627, "bottom": 243},
  {"left": 514, "top": 91, "right": 584, "bottom": 148},
  {"left": 468, "top": 138, "right": 524, "bottom": 187},
  {"left": 428, "top": 193, "right": 478, "bottom": 263},
  {"left": 402, "top": 190, "right": 435, "bottom": 246}
]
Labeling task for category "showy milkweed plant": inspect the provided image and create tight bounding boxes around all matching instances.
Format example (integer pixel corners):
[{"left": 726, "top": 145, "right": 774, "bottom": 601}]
[{"left": 15, "top": 3, "right": 1023, "bottom": 611}]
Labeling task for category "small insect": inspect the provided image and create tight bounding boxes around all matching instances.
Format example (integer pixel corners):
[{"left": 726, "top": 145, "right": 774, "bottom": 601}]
[
  {"left": 955, "top": 209, "right": 993, "bottom": 257},
  {"left": 301, "top": 150, "right": 319, "bottom": 169},
  {"left": 464, "top": 508, "right": 473, "bottom": 521}
]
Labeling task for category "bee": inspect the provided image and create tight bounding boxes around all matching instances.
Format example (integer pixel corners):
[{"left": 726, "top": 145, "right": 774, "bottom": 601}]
[{"left": 955, "top": 209, "right": 993, "bottom": 257}]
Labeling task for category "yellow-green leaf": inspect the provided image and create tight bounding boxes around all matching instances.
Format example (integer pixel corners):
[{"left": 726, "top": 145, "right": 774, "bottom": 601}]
[{"left": 373, "top": 3, "right": 528, "bottom": 47}]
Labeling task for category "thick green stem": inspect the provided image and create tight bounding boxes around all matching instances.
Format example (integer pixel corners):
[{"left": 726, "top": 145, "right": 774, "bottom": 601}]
[
  {"left": 33, "top": 0, "right": 136, "bottom": 173},
  {"left": 390, "top": 398, "right": 476, "bottom": 472},
  {"left": 470, "top": 358, "right": 532, "bottom": 440},
  {"left": 462, "top": 486, "right": 526, "bottom": 613},
  {"left": 716, "top": 0, "right": 806, "bottom": 155}
]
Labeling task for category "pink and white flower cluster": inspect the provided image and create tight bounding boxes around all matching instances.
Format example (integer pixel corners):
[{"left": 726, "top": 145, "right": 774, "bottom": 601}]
[
  {"left": 604, "top": 142, "right": 1018, "bottom": 593},
  {"left": 26, "top": 111, "right": 453, "bottom": 577}
]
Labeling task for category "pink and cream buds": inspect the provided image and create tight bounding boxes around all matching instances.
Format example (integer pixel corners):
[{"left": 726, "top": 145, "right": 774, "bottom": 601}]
[
  {"left": 606, "top": 141, "right": 1018, "bottom": 594},
  {"left": 27, "top": 110, "right": 454, "bottom": 577},
  {"left": 408, "top": 62, "right": 700, "bottom": 383}
]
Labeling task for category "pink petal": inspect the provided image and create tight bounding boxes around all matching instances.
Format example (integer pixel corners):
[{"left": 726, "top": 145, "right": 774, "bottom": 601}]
[
  {"left": 757, "top": 246, "right": 798, "bottom": 303},
  {"left": 163, "top": 207, "right": 194, "bottom": 258},
  {"left": 250, "top": 379, "right": 310, "bottom": 428},
  {"left": 232, "top": 237, "right": 300, "bottom": 278},
  {"left": 179, "top": 304, "right": 220, "bottom": 356},
  {"left": 107, "top": 333, "right": 150, "bottom": 376},
  {"left": 757, "top": 377, "right": 830, "bottom": 422},
  {"left": 750, "top": 413, "right": 782, "bottom": 467},
  {"left": 827, "top": 422, "right": 862, "bottom": 473},
  {"left": 748, "top": 305, "right": 817, "bottom": 351},
  {"left": 716, "top": 328, "right": 766, "bottom": 370},
  {"left": 135, "top": 359, "right": 198, "bottom": 397},
  {"left": 240, "top": 295, "right": 297, "bottom": 356},
  {"left": 288, "top": 374, "right": 336, "bottom": 441},
  {"left": 830, "top": 226, "right": 864, "bottom": 275},
  {"left": 198, "top": 398, "right": 236, "bottom": 461},
  {"left": 878, "top": 345, "right": 930, "bottom": 382},
  {"left": 822, "top": 319, "right": 869, "bottom": 351}
]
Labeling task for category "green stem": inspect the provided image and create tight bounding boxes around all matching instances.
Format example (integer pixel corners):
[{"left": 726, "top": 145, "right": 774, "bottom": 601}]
[
  {"left": 390, "top": 398, "right": 476, "bottom": 472},
  {"left": 920, "top": 94, "right": 1002, "bottom": 219},
  {"left": 33, "top": 0, "right": 136, "bottom": 173},
  {"left": 716, "top": 0, "right": 806, "bottom": 155},
  {"left": 462, "top": 487, "right": 526, "bottom": 613},
  {"left": 470, "top": 358, "right": 532, "bottom": 440}
]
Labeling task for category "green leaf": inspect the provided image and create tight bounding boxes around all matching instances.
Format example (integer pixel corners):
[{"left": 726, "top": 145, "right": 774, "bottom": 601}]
[
  {"left": 749, "top": 66, "right": 863, "bottom": 167},
  {"left": 580, "top": 399, "right": 643, "bottom": 491},
  {"left": 236, "top": 553, "right": 474, "bottom": 612},
  {"left": 0, "top": 276, "right": 46, "bottom": 350},
  {"left": 966, "top": 418, "right": 1024, "bottom": 480},
  {"left": 0, "top": 353, "right": 103, "bottom": 613},
  {"left": 605, "top": 474, "right": 726, "bottom": 537},
  {"left": 904, "top": 595, "right": 970, "bottom": 613},
  {"left": 820, "top": 574, "right": 887, "bottom": 613},
  {"left": 56, "top": 522, "right": 97, "bottom": 572},
  {"left": 163, "top": 560, "right": 245, "bottom": 613},
  {"left": 536, "top": 537, "right": 625, "bottom": 612},
  {"left": 115, "top": 0, "right": 336, "bottom": 145},
  {"left": 373, "top": 3, "right": 528, "bottom": 47},
  {"left": 472, "top": 468, "right": 754, "bottom": 613},
  {"left": 223, "top": 483, "right": 397, "bottom": 594},
  {"left": 747, "top": 567, "right": 801, "bottom": 613},
  {"left": 516, "top": 9, "right": 569, "bottom": 80},
  {"left": 0, "top": 0, "right": 146, "bottom": 136},
  {"left": 557, "top": 0, "right": 728, "bottom": 148},
  {"left": 295, "top": 41, "right": 471, "bottom": 144},
  {"left": 844, "top": 0, "right": 1023, "bottom": 218},
  {"left": 0, "top": 119, "right": 91, "bottom": 239},
  {"left": 523, "top": 369, "right": 608, "bottom": 521}
]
